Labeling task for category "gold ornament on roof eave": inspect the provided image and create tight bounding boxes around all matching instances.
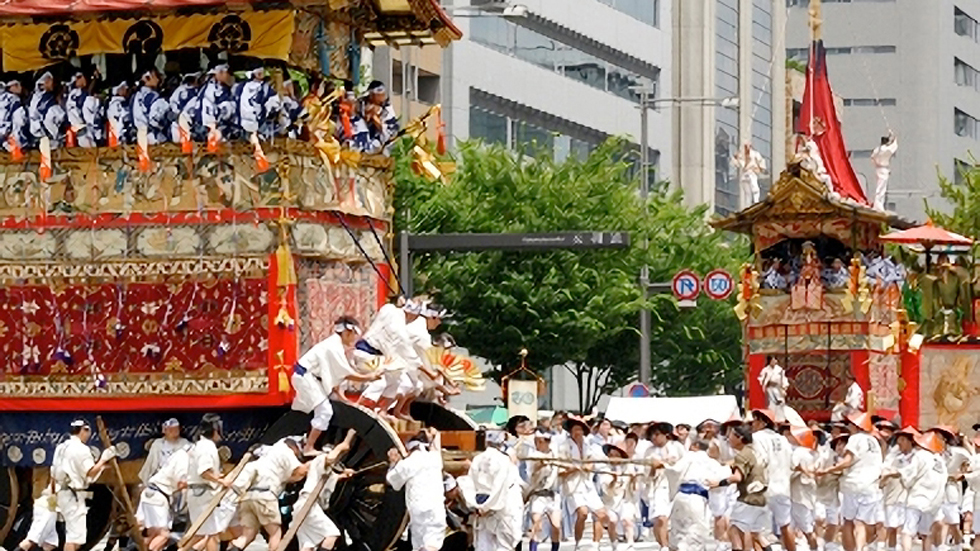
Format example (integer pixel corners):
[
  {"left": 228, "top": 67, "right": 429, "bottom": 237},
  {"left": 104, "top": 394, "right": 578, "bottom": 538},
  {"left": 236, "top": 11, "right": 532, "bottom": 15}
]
[{"left": 425, "top": 346, "right": 485, "bottom": 391}]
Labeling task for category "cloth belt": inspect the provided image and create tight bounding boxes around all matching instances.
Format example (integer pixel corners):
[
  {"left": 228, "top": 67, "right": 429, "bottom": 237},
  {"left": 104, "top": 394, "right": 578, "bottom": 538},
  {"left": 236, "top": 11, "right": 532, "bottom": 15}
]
[
  {"left": 293, "top": 363, "right": 308, "bottom": 377},
  {"left": 247, "top": 487, "right": 271, "bottom": 493},
  {"left": 528, "top": 489, "right": 555, "bottom": 499},
  {"left": 355, "top": 339, "right": 382, "bottom": 356},
  {"left": 147, "top": 484, "right": 172, "bottom": 504},
  {"left": 678, "top": 482, "right": 709, "bottom": 500}
]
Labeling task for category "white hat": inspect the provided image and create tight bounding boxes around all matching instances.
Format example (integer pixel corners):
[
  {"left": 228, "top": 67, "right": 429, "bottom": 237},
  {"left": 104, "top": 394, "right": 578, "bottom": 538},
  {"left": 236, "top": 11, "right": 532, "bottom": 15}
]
[
  {"left": 403, "top": 299, "right": 424, "bottom": 315},
  {"left": 421, "top": 304, "right": 450, "bottom": 319},
  {"left": 70, "top": 419, "right": 89, "bottom": 429},
  {"left": 211, "top": 64, "right": 229, "bottom": 74},
  {"left": 162, "top": 418, "right": 180, "bottom": 428},
  {"left": 38, "top": 71, "right": 53, "bottom": 82},
  {"left": 111, "top": 81, "right": 128, "bottom": 94},
  {"left": 249, "top": 67, "right": 264, "bottom": 79},
  {"left": 333, "top": 320, "right": 361, "bottom": 335},
  {"left": 443, "top": 474, "right": 457, "bottom": 493},
  {"left": 485, "top": 429, "right": 507, "bottom": 446},
  {"left": 406, "top": 439, "right": 427, "bottom": 452}
]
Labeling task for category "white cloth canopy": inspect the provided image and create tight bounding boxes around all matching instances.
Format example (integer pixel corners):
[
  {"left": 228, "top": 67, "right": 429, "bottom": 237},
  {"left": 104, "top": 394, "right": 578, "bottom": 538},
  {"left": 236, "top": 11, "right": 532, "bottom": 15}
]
[{"left": 603, "top": 396, "right": 740, "bottom": 426}]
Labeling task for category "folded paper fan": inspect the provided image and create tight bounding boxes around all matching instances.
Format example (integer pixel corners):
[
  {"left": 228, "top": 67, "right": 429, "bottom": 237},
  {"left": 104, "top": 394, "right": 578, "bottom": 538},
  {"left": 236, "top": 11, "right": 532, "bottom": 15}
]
[{"left": 426, "top": 347, "right": 486, "bottom": 391}]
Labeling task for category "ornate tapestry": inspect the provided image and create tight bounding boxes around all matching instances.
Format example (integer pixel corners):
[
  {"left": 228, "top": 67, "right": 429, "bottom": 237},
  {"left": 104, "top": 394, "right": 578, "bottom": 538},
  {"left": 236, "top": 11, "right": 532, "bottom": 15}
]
[
  {"left": 918, "top": 346, "right": 980, "bottom": 428},
  {"left": 0, "top": 257, "right": 269, "bottom": 397},
  {"left": 296, "top": 259, "right": 379, "bottom": 351},
  {"left": 867, "top": 351, "right": 900, "bottom": 413},
  {"left": 784, "top": 351, "right": 853, "bottom": 415},
  {"left": 754, "top": 219, "right": 880, "bottom": 252}
]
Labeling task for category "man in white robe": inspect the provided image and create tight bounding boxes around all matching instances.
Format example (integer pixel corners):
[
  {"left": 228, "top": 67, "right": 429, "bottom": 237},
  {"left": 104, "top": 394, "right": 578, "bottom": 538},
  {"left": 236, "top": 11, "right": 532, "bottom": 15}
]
[
  {"left": 467, "top": 430, "right": 524, "bottom": 551},
  {"left": 871, "top": 132, "right": 897, "bottom": 211},
  {"left": 292, "top": 317, "right": 381, "bottom": 455},
  {"left": 653, "top": 439, "right": 728, "bottom": 551},
  {"left": 139, "top": 418, "right": 191, "bottom": 485},
  {"left": 758, "top": 356, "right": 788, "bottom": 409},
  {"left": 136, "top": 443, "right": 191, "bottom": 551},
  {"left": 525, "top": 430, "right": 562, "bottom": 551},
  {"left": 560, "top": 417, "right": 614, "bottom": 550},
  {"left": 732, "top": 142, "right": 767, "bottom": 207},
  {"left": 357, "top": 299, "right": 425, "bottom": 417},
  {"left": 186, "top": 414, "right": 235, "bottom": 551},
  {"left": 750, "top": 410, "right": 796, "bottom": 551},
  {"left": 387, "top": 429, "right": 447, "bottom": 551},
  {"left": 294, "top": 430, "right": 356, "bottom": 551},
  {"left": 881, "top": 429, "right": 945, "bottom": 551},
  {"left": 51, "top": 419, "right": 117, "bottom": 551},
  {"left": 643, "top": 422, "right": 686, "bottom": 549}
]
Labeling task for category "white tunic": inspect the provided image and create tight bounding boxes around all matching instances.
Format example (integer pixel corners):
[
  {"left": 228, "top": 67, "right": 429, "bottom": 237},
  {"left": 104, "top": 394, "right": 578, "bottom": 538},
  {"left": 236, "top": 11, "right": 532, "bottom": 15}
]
[
  {"left": 53, "top": 436, "right": 96, "bottom": 490},
  {"left": 293, "top": 333, "right": 356, "bottom": 413},
  {"left": 387, "top": 448, "right": 446, "bottom": 516},
  {"left": 643, "top": 440, "right": 686, "bottom": 499},
  {"left": 234, "top": 440, "right": 302, "bottom": 496},
  {"left": 840, "top": 432, "right": 882, "bottom": 496},
  {"left": 844, "top": 382, "right": 864, "bottom": 411},
  {"left": 139, "top": 437, "right": 191, "bottom": 484},
  {"left": 944, "top": 445, "right": 971, "bottom": 505},
  {"left": 559, "top": 439, "right": 603, "bottom": 497},
  {"left": 790, "top": 446, "right": 817, "bottom": 511},
  {"left": 751, "top": 429, "right": 793, "bottom": 498},
  {"left": 188, "top": 438, "right": 221, "bottom": 491},
  {"left": 295, "top": 456, "right": 342, "bottom": 550},
  {"left": 881, "top": 446, "right": 908, "bottom": 506},
  {"left": 899, "top": 449, "right": 945, "bottom": 513},
  {"left": 469, "top": 447, "right": 523, "bottom": 551},
  {"left": 146, "top": 448, "right": 190, "bottom": 500},
  {"left": 361, "top": 304, "right": 422, "bottom": 371}
]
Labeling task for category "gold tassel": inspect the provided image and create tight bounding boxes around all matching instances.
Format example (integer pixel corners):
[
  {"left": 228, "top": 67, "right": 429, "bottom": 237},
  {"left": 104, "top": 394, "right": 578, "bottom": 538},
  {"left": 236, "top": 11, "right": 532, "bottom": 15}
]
[
  {"left": 275, "top": 237, "right": 297, "bottom": 287},
  {"left": 278, "top": 368, "right": 290, "bottom": 392}
]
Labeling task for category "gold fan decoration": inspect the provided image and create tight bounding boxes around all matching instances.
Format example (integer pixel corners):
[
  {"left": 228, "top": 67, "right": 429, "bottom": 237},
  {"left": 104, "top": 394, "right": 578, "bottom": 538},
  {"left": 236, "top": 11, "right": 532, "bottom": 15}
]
[{"left": 425, "top": 346, "right": 485, "bottom": 391}]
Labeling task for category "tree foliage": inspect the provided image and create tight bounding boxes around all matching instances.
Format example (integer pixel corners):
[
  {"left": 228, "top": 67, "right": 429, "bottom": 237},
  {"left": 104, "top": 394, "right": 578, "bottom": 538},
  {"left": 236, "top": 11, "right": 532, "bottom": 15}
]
[
  {"left": 393, "top": 139, "right": 747, "bottom": 412},
  {"left": 927, "top": 162, "right": 980, "bottom": 240}
]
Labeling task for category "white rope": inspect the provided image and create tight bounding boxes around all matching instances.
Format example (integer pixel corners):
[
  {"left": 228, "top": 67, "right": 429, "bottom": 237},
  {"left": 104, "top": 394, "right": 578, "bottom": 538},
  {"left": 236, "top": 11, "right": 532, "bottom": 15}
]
[
  {"left": 749, "top": 4, "right": 791, "bottom": 130},
  {"left": 842, "top": 8, "right": 892, "bottom": 133}
]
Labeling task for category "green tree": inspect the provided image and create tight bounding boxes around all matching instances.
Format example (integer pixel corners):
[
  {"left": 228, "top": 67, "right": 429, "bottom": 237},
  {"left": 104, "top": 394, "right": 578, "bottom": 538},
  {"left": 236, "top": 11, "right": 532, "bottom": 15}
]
[
  {"left": 394, "top": 139, "right": 746, "bottom": 412},
  {"left": 927, "top": 160, "right": 980, "bottom": 239}
]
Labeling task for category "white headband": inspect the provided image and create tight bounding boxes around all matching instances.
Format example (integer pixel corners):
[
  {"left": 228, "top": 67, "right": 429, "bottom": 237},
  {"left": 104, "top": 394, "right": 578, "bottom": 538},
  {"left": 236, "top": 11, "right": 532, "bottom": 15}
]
[{"left": 334, "top": 322, "right": 361, "bottom": 335}]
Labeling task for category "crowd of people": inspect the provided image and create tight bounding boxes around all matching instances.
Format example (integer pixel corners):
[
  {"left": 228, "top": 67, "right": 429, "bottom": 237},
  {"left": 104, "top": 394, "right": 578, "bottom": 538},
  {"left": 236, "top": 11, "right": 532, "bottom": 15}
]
[
  {"left": 19, "top": 406, "right": 980, "bottom": 551},
  {"left": 760, "top": 249, "right": 908, "bottom": 292},
  {"left": 446, "top": 410, "right": 980, "bottom": 551},
  {"left": 0, "top": 66, "right": 400, "bottom": 155}
]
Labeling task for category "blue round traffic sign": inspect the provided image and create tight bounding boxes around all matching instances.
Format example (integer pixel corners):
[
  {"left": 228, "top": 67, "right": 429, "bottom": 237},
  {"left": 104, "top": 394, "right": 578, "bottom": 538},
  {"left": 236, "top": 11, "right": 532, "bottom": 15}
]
[
  {"left": 672, "top": 269, "right": 701, "bottom": 301},
  {"left": 704, "top": 269, "right": 734, "bottom": 300}
]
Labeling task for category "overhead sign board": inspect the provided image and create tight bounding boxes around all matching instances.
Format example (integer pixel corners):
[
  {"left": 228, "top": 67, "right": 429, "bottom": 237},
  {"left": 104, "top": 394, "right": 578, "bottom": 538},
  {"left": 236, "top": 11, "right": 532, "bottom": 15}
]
[{"left": 407, "top": 232, "right": 630, "bottom": 252}]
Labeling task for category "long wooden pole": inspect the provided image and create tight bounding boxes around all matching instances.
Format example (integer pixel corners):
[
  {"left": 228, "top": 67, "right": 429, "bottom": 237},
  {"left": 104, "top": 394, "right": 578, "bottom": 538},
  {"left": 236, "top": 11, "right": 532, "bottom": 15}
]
[
  {"left": 176, "top": 452, "right": 253, "bottom": 551},
  {"left": 95, "top": 416, "right": 148, "bottom": 551},
  {"left": 274, "top": 466, "right": 330, "bottom": 551}
]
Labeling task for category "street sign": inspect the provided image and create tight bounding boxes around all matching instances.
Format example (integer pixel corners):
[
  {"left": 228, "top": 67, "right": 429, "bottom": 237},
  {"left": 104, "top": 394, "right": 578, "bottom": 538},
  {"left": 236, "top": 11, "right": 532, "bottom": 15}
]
[
  {"left": 704, "top": 269, "right": 734, "bottom": 300},
  {"left": 672, "top": 269, "right": 701, "bottom": 301},
  {"left": 627, "top": 383, "right": 650, "bottom": 397},
  {"left": 406, "top": 231, "right": 630, "bottom": 252}
]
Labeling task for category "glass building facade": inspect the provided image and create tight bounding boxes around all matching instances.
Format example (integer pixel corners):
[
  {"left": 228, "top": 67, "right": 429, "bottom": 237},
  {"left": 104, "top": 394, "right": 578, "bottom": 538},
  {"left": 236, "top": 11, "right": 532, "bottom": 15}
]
[{"left": 714, "top": 0, "right": 777, "bottom": 216}]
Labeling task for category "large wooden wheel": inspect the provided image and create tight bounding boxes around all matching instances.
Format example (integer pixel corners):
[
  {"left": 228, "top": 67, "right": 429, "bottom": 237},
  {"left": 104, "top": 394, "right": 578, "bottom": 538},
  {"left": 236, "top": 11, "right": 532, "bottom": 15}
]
[
  {"left": 409, "top": 402, "right": 477, "bottom": 431},
  {"left": 0, "top": 467, "right": 19, "bottom": 548},
  {"left": 262, "top": 402, "right": 408, "bottom": 551}
]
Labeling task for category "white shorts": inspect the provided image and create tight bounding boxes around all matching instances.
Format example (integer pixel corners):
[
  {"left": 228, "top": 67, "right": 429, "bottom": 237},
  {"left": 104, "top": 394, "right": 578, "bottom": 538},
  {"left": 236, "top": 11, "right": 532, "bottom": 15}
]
[
  {"left": 361, "top": 370, "right": 404, "bottom": 401},
  {"left": 903, "top": 507, "right": 936, "bottom": 537},
  {"left": 568, "top": 490, "right": 604, "bottom": 514},
  {"left": 841, "top": 492, "right": 879, "bottom": 524},
  {"left": 822, "top": 502, "right": 841, "bottom": 526},
  {"left": 26, "top": 498, "right": 59, "bottom": 547},
  {"left": 310, "top": 399, "right": 334, "bottom": 431},
  {"left": 884, "top": 504, "right": 905, "bottom": 529},
  {"left": 529, "top": 494, "right": 560, "bottom": 517},
  {"left": 648, "top": 487, "right": 671, "bottom": 519},
  {"left": 296, "top": 502, "right": 341, "bottom": 550},
  {"left": 708, "top": 487, "right": 733, "bottom": 519},
  {"left": 939, "top": 502, "right": 960, "bottom": 525},
  {"left": 187, "top": 489, "right": 235, "bottom": 536},
  {"left": 791, "top": 503, "right": 815, "bottom": 533},
  {"left": 768, "top": 494, "right": 792, "bottom": 528},
  {"left": 57, "top": 488, "right": 89, "bottom": 545},
  {"left": 137, "top": 488, "right": 172, "bottom": 530},
  {"left": 396, "top": 371, "right": 419, "bottom": 397},
  {"left": 730, "top": 501, "right": 769, "bottom": 534},
  {"left": 617, "top": 500, "right": 638, "bottom": 522},
  {"left": 409, "top": 508, "right": 447, "bottom": 551}
]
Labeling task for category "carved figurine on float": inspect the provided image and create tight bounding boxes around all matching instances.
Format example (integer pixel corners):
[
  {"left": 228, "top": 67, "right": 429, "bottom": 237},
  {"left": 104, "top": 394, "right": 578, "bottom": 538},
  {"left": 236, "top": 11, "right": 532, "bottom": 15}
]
[
  {"left": 922, "top": 254, "right": 970, "bottom": 338},
  {"left": 791, "top": 241, "right": 823, "bottom": 310}
]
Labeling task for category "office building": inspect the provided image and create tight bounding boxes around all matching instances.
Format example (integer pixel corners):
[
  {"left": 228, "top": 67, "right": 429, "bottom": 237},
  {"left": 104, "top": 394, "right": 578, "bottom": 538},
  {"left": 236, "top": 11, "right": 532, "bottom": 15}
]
[
  {"left": 673, "top": 0, "right": 787, "bottom": 215},
  {"left": 786, "top": 0, "right": 980, "bottom": 218}
]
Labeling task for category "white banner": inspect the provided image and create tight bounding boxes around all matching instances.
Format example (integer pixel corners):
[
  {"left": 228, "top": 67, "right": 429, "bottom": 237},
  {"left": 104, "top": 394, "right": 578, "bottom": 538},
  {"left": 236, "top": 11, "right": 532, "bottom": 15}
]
[{"left": 507, "top": 379, "right": 538, "bottom": 423}]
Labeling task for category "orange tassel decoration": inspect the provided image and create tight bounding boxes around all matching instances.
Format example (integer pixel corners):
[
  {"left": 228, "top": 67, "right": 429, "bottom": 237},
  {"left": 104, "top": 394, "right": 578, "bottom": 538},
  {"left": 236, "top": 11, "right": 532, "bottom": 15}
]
[
  {"left": 339, "top": 103, "right": 353, "bottom": 138},
  {"left": 107, "top": 121, "right": 118, "bottom": 147},
  {"left": 251, "top": 133, "right": 270, "bottom": 172},
  {"left": 136, "top": 128, "right": 151, "bottom": 173},
  {"left": 178, "top": 114, "right": 192, "bottom": 154},
  {"left": 65, "top": 127, "right": 76, "bottom": 148},
  {"left": 206, "top": 127, "right": 222, "bottom": 153},
  {"left": 7, "top": 137, "right": 22, "bottom": 161},
  {"left": 436, "top": 107, "right": 447, "bottom": 155},
  {"left": 38, "top": 137, "right": 52, "bottom": 181}
]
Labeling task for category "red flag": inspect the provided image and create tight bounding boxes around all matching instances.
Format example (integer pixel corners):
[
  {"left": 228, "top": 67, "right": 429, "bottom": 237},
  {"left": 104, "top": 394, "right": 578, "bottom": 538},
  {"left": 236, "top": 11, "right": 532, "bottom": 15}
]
[{"left": 797, "top": 40, "right": 869, "bottom": 205}]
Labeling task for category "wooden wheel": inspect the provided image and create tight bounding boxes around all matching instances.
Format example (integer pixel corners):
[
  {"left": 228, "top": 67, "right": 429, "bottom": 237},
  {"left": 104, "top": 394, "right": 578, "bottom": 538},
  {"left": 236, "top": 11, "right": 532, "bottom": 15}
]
[
  {"left": 409, "top": 402, "right": 477, "bottom": 431},
  {"left": 261, "top": 402, "right": 408, "bottom": 551},
  {"left": 0, "top": 467, "right": 19, "bottom": 548}
]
